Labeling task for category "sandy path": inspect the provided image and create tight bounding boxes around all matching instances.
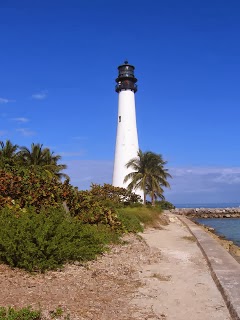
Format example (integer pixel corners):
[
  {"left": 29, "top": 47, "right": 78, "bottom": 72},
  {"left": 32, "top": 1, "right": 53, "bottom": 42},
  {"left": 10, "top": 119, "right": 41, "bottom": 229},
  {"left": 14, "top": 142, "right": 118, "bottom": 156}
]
[{"left": 131, "top": 214, "right": 232, "bottom": 319}]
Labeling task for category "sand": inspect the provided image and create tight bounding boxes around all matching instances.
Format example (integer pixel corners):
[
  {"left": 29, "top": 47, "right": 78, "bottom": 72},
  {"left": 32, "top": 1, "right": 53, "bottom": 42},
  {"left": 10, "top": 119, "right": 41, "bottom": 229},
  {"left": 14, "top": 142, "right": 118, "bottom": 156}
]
[{"left": 131, "top": 214, "right": 231, "bottom": 319}]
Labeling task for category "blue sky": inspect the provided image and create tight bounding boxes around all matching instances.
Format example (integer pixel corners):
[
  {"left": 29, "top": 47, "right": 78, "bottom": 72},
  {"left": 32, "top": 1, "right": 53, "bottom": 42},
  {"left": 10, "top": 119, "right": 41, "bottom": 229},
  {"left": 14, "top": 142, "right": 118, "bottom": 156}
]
[{"left": 1, "top": 0, "right": 240, "bottom": 204}]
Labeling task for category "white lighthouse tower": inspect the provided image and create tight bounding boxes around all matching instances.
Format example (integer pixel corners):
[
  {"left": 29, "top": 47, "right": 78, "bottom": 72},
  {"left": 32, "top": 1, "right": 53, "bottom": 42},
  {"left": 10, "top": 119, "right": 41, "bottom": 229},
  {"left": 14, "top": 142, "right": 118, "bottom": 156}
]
[{"left": 112, "top": 61, "right": 143, "bottom": 197}]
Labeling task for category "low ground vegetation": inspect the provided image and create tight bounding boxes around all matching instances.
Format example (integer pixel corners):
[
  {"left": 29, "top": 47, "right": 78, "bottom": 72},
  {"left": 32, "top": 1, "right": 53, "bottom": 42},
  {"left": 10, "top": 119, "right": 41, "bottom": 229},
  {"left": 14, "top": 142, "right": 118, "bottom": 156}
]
[
  {"left": 0, "top": 164, "right": 169, "bottom": 273},
  {"left": 0, "top": 207, "right": 116, "bottom": 272},
  {"left": 0, "top": 306, "right": 69, "bottom": 320},
  {"left": 0, "top": 140, "right": 173, "bottom": 274},
  {"left": 155, "top": 200, "right": 175, "bottom": 210},
  {"left": 118, "top": 205, "right": 165, "bottom": 228},
  {"left": 0, "top": 140, "right": 174, "bottom": 319},
  {"left": 0, "top": 205, "right": 164, "bottom": 272},
  {"left": 0, "top": 306, "right": 41, "bottom": 320}
]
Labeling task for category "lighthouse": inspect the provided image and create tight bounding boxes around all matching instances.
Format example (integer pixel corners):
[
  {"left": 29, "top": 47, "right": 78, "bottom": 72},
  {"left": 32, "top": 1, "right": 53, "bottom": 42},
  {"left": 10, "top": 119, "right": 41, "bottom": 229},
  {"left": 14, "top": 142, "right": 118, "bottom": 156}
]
[{"left": 112, "top": 61, "right": 143, "bottom": 197}]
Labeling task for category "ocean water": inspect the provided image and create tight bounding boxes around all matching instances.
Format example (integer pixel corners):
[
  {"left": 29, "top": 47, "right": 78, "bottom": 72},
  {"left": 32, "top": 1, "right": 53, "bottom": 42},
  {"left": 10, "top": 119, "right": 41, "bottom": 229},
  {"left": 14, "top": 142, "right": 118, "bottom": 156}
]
[
  {"left": 174, "top": 203, "right": 240, "bottom": 246},
  {"left": 175, "top": 203, "right": 240, "bottom": 208},
  {"left": 196, "top": 218, "right": 240, "bottom": 246}
]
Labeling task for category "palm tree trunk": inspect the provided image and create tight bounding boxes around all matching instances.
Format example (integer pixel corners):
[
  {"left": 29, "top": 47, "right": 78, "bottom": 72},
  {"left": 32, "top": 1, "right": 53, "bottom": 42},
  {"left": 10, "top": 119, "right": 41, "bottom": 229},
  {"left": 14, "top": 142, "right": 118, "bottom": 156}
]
[
  {"left": 151, "top": 191, "right": 155, "bottom": 206},
  {"left": 143, "top": 191, "right": 146, "bottom": 205}
]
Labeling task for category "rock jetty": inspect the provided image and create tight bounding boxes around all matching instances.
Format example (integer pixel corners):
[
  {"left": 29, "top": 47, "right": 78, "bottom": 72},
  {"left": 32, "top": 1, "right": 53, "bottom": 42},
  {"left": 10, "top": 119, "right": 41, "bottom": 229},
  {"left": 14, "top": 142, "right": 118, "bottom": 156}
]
[{"left": 172, "top": 207, "right": 240, "bottom": 218}]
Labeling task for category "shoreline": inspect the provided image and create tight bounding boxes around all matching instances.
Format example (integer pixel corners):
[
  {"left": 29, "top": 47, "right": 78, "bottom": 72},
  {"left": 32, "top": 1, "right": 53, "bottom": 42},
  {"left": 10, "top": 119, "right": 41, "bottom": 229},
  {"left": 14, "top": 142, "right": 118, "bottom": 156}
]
[
  {"left": 178, "top": 214, "right": 240, "bottom": 319},
  {"left": 193, "top": 220, "right": 240, "bottom": 264},
  {"left": 171, "top": 208, "right": 240, "bottom": 263},
  {"left": 172, "top": 207, "right": 240, "bottom": 218},
  {"left": 133, "top": 213, "right": 232, "bottom": 319}
]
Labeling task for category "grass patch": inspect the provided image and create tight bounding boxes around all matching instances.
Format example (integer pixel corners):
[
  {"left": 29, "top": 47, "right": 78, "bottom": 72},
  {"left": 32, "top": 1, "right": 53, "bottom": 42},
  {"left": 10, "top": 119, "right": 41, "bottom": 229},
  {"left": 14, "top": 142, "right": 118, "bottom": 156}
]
[
  {"left": 117, "top": 206, "right": 164, "bottom": 229},
  {"left": 117, "top": 210, "right": 143, "bottom": 233},
  {"left": 182, "top": 236, "right": 196, "bottom": 242},
  {"left": 151, "top": 273, "right": 172, "bottom": 281},
  {"left": 0, "top": 306, "right": 70, "bottom": 320},
  {"left": 0, "top": 306, "right": 40, "bottom": 320}
]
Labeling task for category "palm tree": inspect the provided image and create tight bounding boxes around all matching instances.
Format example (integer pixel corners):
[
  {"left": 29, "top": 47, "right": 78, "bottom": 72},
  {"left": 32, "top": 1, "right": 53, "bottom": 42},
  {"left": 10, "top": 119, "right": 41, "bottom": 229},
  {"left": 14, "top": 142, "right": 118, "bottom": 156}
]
[
  {"left": 145, "top": 158, "right": 171, "bottom": 206},
  {"left": 42, "top": 148, "right": 69, "bottom": 180},
  {"left": 18, "top": 143, "right": 46, "bottom": 166},
  {"left": 0, "top": 140, "right": 19, "bottom": 165},
  {"left": 18, "top": 143, "right": 69, "bottom": 180},
  {"left": 124, "top": 150, "right": 172, "bottom": 205}
]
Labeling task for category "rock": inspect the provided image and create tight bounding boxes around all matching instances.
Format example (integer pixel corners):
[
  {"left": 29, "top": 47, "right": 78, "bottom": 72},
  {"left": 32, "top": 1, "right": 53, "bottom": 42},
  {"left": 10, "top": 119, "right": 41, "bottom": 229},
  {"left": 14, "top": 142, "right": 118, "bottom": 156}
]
[
  {"left": 230, "top": 244, "right": 240, "bottom": 257},
  {"left": 172, "top": 208, "right": 240, "bottom": 219},
  {"left": 207, "top": 227, "right": 215, "bottom": 232}
]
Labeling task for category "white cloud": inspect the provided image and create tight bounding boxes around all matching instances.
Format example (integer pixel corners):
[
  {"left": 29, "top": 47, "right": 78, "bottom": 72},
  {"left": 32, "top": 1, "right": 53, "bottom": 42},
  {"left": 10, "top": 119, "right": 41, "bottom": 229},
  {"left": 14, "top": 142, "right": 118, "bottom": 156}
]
[
  {"left": 165, "top": 166, "right": 240, "bottom": 204},
  {"left": 64, "top": 162, "right": 240, "bottom": 204},
  {"left": 12, "top": 117, "right": 29, "bottom": 123},
  {"left": 170, "top": 167, "right": 240, "bottom": 177},
  {"left": 0, "top": 98, "right": 9, "bottom": 104},
  {"left": 65, "top": 160, "right": 113, "bottom": 190},
  {"left": 31, "top": 91, "right": 47, "bottom": 100},
  {"left": 0, "top": 98, "right": 14, "bottom": 104},
  {"left": 213, "top": 173, "right": 240, "bottom": 185},
  {"left": 16, "top": 128, "right": 35, "bottom": 136}
]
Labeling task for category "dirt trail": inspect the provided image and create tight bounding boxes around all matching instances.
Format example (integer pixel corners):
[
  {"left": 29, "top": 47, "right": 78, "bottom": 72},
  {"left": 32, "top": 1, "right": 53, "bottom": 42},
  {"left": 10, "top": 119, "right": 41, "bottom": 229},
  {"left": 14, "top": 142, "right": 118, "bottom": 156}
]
[{"left": 131, "top": 214, "right": 231, "bottom": 319}]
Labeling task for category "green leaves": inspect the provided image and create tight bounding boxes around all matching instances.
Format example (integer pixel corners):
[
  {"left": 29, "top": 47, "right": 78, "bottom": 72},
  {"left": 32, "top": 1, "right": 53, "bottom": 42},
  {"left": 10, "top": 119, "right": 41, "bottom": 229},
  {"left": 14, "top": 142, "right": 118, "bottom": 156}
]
[
  {"left": 155, "top": 200, "right": 175, "bottom": 210},
  {"left": 0, "top": 306, "right": 41, "bottom": 320},
  {"left": 0, "top": 140, "right": 68, "bottom": 181},
  {"left": 0, "top": 207, "right": 110, "bottom": 272},
  {"left": 124, "top": 150, "right": 172, "bottom": 205},
  {"left": 0, "top": 168, "right": 63, "bottom": 210},
  {"left": 18, "top": 143, "right": 69, "bottom": 181},
  {"left": 0, "top": 306, "right": 72, "bottom": 320}
]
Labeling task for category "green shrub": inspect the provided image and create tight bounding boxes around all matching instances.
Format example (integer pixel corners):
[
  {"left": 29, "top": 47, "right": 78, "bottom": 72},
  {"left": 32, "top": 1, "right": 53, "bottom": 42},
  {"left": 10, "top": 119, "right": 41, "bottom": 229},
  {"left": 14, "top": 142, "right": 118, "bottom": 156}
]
[
  {"left": 118, "top": 206, "right": 162, "bottom": 228},
  {"left": 70, "top": 190, "right": 121, "bottom": 227},
  {"left": 0, "top": 207, "right": 113, "bottom": 272},
  {"left": 0, "top": 306, "right": 41, "bottom": 320},
  {"left": 62, "top": 183, "right": 141, "bottom": 227},
  {"left": 0, "top": 166, "right": 144, "bottom": 229},
  {"left": 0, "top": 168, "right": 127, "bottom": 229},
  {"left": 89, "top": 183, "right": 141, "bottom": 206},
  {"left": 0, "top": 167, "right": 63, "bottom": 210},
  {"left": 117, "top": 210, "right": 143, "bottom": 233},
  {"left": 155, "top": 200, "right": 175, "bottom": 210}
]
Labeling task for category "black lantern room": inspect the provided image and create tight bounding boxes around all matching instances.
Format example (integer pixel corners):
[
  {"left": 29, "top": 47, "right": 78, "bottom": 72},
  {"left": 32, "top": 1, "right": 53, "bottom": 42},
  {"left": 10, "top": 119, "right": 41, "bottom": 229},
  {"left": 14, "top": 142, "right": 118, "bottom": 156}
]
[{"left": 115, "top": 61, "right": 138, "bottom": 93}]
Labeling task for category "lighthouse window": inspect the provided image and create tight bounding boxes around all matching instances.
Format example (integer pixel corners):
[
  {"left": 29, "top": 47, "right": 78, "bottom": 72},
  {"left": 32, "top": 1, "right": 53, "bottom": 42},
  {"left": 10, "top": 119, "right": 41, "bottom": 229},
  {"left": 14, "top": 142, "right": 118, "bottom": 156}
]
[{"left": 119, "top": 116, "right": 121, "bottom": 122}]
